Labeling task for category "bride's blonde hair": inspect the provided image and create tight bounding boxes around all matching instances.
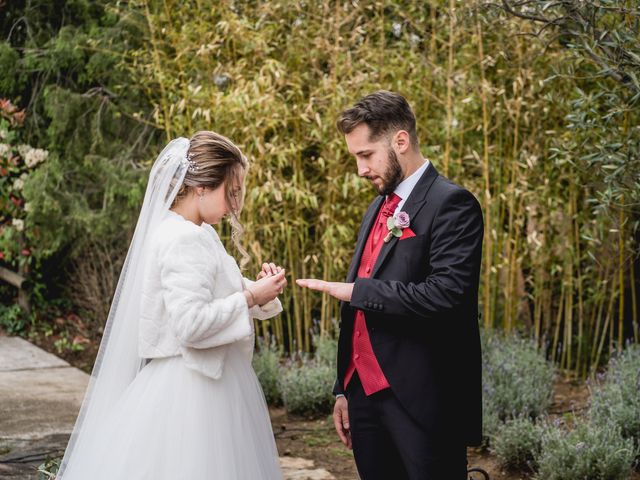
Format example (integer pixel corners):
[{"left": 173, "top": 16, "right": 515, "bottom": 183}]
[{"left": 173, "top": 130, "right": 250, "bottom": 267}]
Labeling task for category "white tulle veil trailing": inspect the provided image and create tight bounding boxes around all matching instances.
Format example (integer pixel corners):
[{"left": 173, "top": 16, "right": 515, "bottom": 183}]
[{"left": 57, "top": 138, "right": 190, "bottom": 478}]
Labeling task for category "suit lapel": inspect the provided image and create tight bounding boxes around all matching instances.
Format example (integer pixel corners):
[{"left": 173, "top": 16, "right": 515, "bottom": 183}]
[
  {"left": 371, "top": 164, "right": 440, "bottom": 278},
  {"left": 346, "top": 196, "right": 384, "bottom": 283}
]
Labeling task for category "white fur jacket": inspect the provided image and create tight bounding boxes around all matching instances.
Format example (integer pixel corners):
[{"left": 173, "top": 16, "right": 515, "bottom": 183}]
[{"left": 138, "top": 210, "right": 282, "bottom": 379}]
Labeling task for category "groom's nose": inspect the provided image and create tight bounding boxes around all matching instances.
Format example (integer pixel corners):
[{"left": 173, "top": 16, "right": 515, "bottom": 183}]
[{"left": 356, "top": 162, "right": 370, "bottom": 177}]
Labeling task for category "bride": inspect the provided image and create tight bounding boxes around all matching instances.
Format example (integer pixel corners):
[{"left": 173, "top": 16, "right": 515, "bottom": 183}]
[{"left": 57, "top": 132, "right": 286, "bottom": 479}]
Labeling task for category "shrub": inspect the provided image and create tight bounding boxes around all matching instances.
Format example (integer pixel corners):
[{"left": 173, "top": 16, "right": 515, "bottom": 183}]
[
  {"left": 311, "top": 331, "right": 337, "bottom": 367},
  {"left": 590, "top": 345, "right": 640, "bottom": 452},
  {"left": 535, "top": 420, "right": 637, "bottom": 480},
  {"left": 492, "top": 416, "right": 543, "bottom": 471},
  {"left": 252, "top": 336, "right": 283, "bottom": 405},
  {"left": 0, "top": 304, "right": 30, "bottom": 335},
  {"left": 482, "top": 332, "right": 555, "bottom": 437},
  {"left": 278, "top": 355, "right": 335, "bottom": 416}
]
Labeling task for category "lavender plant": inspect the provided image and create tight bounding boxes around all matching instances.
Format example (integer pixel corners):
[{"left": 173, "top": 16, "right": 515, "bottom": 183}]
[
  {"left": 482, "top": 332, "right": 555, "bottom": 437},
  {"left": 252, "top": 336, "right": 283, "bottom": 405},
  {"left": 278, "top": 354, "right": 335, "bottom": 416},
  {"left": 534, "top": 419, "right": 637, "bottom": 480},
  {"left": 492, "top": 416, "right": 544, "bottom": 472},
  {"left": 589, "top": 345, "right": 640, "bottom": 452}
]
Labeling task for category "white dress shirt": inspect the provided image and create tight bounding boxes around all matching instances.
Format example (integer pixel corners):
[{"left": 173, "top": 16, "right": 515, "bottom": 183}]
[{"left": 392, "top": 159, "right": 431, "bottom": 214}]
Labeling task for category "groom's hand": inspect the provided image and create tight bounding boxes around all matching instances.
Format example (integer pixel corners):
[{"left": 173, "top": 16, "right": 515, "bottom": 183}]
[
  {"left": 295, "top": 279, "right": 354, "bottom": 302},
  {"left": 333, "top": 396, "right": 352, "bottom": 449}
]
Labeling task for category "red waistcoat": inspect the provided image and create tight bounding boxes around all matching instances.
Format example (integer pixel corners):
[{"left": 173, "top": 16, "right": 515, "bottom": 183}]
[{"left": 343, "top": 198, "right": 399, "bottom": 395}]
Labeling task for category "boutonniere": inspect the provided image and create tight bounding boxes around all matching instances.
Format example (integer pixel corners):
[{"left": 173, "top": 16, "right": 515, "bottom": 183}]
[{"left": 384, "top": 211, "right": 411, "bottom": 243}]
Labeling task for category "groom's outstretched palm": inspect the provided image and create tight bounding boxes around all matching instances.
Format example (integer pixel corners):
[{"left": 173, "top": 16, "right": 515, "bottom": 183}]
[{"left": 296, "top": 279, "right": 354, "bottom": 302}]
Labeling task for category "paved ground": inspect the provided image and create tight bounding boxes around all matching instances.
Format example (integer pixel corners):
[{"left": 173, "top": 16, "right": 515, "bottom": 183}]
[{"left": 0, "top": 336, "right": 334, "bottom": 480}]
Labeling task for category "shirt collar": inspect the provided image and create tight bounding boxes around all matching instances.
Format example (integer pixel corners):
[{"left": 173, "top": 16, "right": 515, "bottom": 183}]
[{"left": 392, "top": 159, "right": 431, "bottom": 204}]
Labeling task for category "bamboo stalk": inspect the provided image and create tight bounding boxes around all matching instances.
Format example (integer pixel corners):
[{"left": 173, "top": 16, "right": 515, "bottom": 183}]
[
  {"left": 551, "top": 282, "right": 565, "bottom": 364},
  {"left": 443, "top": 0, "right": 456, "bottom": 176},
  {"left": 475, "top": 13, "right": 493, "bottom": 330},
  {"left": 631, "top": 249, "right": 639, "bottom": 343},
  {"left": 573, "top": 187, "right": 585, "bottom": 375},
  {"left": 589, "top": 262, "right": 610, "bottom": 368},
  {"left": 618, "top": 199, "right": 625, "bottom": 352},
  {"left": 594, "top": 275, "right": 618, "bottom": 370}
]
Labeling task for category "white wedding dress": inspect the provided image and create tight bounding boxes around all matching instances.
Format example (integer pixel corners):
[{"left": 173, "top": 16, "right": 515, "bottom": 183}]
[{"left": 60, "top": 210, "right": 284, "bottom": 479}]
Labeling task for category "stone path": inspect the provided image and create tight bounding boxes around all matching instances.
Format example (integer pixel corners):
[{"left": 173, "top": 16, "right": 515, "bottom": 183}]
[{"left": 0, "top": 336, "right": 335, "bottom": 479}]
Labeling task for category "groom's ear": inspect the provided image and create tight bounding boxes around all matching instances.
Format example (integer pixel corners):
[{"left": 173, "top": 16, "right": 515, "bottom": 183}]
[{"left": 393, "top": 130, "right": 411, "bottom": 154}]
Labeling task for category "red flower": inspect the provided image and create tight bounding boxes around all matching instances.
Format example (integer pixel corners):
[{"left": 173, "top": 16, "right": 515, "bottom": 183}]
[
  {"left": 0, "top": 252, "right": 4, "bottom": 260},
  {"left": 21, "top": 249, "right": 30, "bottom": 256}
]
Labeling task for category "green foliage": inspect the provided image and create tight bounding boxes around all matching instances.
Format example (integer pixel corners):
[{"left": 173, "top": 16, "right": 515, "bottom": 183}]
[
  {"left": 492, "top": 416, "right": 543, "bottom": 472},
  {"left": 0, "top": 304, "right": 30, "bottom": 335},
  {"left": 0, "top": 42, "right": 22, "bottom": 96},
  {"left": 273, "top": 333, "right": 337, "bottom": 415},
  {"left": 590, "top": 345, "right": 640, "bottom": 450},
  {"left": 1, "top": 0, "right": 157, "bottom": 322},
  {"left": 254, "top": 332, "right": 338, "bottom": 412},
  {"left": 500, "top": 1, "right": 640, "bottom": 210},
  {"left": 535, "top": 420, "right": 637, "bottom": 480},
  {"left": 37, "top": 457, "right": 60, "bottom": 479},
  {"left": 278, "top": 354, "right": 336, "bottom": 416},
  {"left": 252, "top": 336, "right": 283, "bottom": 405},
  {"left": 312, "top": 330, "right": 338, "bottom": 367},
  {"left": 482, "top": 332, "right": 555, "bottom": 437}
]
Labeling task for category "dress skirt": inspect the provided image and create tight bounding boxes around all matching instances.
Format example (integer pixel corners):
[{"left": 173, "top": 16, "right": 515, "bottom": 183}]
[{"left": 61, "top": 345, "right": 283, "bottom": 479}]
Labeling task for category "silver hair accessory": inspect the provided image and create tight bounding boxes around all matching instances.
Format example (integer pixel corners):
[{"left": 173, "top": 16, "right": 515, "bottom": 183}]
[{"left": 185, "top": 151, "right": 199, "bottom": 174}]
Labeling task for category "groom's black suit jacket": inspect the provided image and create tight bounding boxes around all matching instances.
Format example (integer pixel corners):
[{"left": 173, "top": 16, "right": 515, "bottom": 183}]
[{"left": 335, "top": 164, "right": 484, "bottom": 446}]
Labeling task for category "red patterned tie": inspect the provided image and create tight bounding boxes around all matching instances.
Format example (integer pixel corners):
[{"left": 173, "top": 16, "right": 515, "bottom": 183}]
[{"left": 372, "top": 193, "right": 401, "bottom": 246}]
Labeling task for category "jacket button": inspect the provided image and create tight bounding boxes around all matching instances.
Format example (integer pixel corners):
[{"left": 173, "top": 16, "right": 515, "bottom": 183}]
[{"left": 354, "top": 354, "right": 360, "bottom": 360}]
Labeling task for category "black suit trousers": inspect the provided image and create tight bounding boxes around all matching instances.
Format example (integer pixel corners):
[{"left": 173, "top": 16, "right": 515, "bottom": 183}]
[{"left": 346, "top": 373, "right": 468, "bottom": 480}]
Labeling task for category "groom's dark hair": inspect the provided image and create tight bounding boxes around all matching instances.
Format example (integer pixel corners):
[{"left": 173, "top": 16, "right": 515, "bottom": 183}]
[{"left": 337, "top": 91, "right": 419, "bottom": 149}]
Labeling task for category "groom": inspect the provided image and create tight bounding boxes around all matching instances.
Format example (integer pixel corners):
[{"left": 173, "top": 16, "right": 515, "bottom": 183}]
[{"left": 297, "top": 91, "right": 483, "bottom": 479}]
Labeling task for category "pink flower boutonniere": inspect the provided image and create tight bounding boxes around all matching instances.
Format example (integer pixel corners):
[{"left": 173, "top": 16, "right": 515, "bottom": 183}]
[{"left": 384, "top": 211, "right": 410, "bottom": 243}]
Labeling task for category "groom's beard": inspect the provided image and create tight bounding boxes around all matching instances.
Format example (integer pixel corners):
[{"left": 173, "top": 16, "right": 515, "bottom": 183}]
[{"left": 375, "top": 149, "right": 403, "bottom": 196}]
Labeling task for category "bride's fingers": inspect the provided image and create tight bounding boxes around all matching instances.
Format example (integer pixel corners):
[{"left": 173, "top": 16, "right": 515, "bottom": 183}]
[
  {"left": 270, "top": 269, "right": 285, "bottom": 284},
  {"left": 268, "top": 262, "right": 277, "bottom": 275}
]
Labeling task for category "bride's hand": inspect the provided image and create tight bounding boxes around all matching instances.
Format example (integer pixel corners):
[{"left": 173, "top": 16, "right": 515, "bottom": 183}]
[
  {"left": 246, "top": 269, "right": 287, "bottom": 307},
  {"left": 257, "top": 262, "right": 283, "bottom": 280}
]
